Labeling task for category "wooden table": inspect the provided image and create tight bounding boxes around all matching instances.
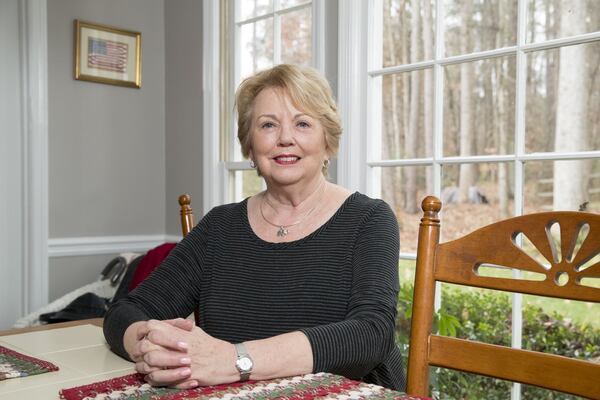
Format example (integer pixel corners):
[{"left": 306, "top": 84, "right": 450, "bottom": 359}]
[
  {"left": 0, "top": 319, "right": 134, "bottom": 399},
  {"left": 1, "top": 320, "right": 429, "bottom": 400}
]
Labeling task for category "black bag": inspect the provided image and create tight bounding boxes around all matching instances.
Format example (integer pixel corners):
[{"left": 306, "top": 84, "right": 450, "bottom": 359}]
[{"left": 39, "top": 292, "right": 109, "bottom": 324}]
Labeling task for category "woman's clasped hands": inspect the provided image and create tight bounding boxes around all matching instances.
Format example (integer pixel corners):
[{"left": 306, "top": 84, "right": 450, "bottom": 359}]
[{"left": 128, "top": 318, "right": 238, "bottom": 389}]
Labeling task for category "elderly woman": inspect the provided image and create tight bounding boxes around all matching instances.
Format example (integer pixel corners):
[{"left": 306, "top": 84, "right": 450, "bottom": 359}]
[{"left": 103, "top": 64, "right": 404, "bottom": 391}]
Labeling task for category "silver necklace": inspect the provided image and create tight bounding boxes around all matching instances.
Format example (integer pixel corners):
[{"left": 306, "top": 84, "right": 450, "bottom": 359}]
[{"left": 260, "top": 181, "right": 326, "bottom": 237}]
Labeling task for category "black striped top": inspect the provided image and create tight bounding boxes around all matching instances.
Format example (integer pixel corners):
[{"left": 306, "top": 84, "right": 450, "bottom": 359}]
[{"left": 103, "top": 192, "right": 405, "bottom": 390}]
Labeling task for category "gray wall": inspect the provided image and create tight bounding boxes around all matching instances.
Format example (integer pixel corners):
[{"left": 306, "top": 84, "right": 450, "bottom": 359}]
[
  {"left": 48, "top": 0, "right": 166, "bottom": 239},
  {"left": 47, "top": 0, "right": 207, "bottom": 300},
  {"left": 165, "top": 0, "right": 204, "bottom": 236}
]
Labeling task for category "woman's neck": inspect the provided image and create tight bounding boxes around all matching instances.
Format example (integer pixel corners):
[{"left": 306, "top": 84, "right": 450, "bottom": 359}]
[{"left": 263, "top": 177, "right": 327, "bottom": 212}]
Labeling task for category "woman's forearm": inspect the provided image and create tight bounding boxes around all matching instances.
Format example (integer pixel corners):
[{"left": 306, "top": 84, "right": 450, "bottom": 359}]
[{"left": 243, "top": 331, "right": 313, "bottom": 380}]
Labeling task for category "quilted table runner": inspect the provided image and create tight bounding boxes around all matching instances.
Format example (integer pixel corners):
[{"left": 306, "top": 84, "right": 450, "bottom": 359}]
[
  {"left": 0, "top": 345, "right": 59, "bottom": 380},
  {"left": 59, "top": 372, "right": 430, "bottom": 400}
]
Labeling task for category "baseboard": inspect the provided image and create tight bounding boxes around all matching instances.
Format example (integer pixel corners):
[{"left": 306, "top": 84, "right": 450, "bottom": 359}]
[{"left": 48, "top": 234, "right": 182, "bottom": 258}]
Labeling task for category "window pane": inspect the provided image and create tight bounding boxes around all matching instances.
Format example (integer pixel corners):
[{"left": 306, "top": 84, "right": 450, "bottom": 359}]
[
  {"left": 379, "top": 71, "right": 432, "bottom": 160},
  {"left": 232, "top": 170, "right": 264, "bottom": 203},
  {"left": 444, "top": 0, "right": 517, "bottom": 57},
  {"left": 382, "top": 0, "right": 436, "bottom": 68},
  {"left": 527, "top": 0, "right": 600, "bottom": 43},
  {"left": 443, "top": 57, "right": 516, "bottom": 157},
  {"left": 240, "top": 19, "right": 274, "bottom": 79},
  {"left": 525, "top": 41, "right": 600, "bottom": 153},
  {"left": 237, "top": 0, "right": 273, "bottom": 21},
  {"left": 441, "top": 163, "right": 514, "bottom": 242},
  {"left": 524, "top": 159, "right": 600, "bottom": 213},
  {"left": 281, "top": 7, "right": 312, "bottom": 65},
  {"left": 376, "top": 165, "right": 433, "bottom": 254},
  {"left": 280, "top": 0, "right": 310, "bottom": 9}
]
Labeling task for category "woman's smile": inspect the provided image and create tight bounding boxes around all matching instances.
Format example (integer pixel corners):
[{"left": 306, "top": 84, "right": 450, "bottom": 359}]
[{"left": 273, "top": 154, "right": 301, "bottom": 165}]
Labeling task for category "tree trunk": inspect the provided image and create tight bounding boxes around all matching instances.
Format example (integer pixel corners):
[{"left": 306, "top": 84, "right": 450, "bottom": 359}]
[
  {"left": 423, "top": 0, "right": 433, "bottom": 194},
  {"left": 404, "top": 0, "right": 420, "bottom": 213},
  {"left": 458, "top": 0, "right": 475, "bottom": 203},
  {"left": 381, "top": 0, "right": 402, "bottom": 212},
  {"left": 553, "top": 0, "right": 589, "bottom": 210}
]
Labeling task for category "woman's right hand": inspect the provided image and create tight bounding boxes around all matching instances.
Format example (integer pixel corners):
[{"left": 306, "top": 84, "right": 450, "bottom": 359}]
[
  {"left": 124, "top": 318, "right": 194, "bottom": 366},
  {"left": 123, "top": 318, "right": 200, "bottom": 388}
]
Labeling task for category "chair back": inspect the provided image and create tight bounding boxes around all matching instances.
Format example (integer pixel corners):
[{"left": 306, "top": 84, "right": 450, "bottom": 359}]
[
  {"left": 406, "top": 196, "right": 600, "bottom": 399},
  {"left": 178, "top": 193, "right": 199, "bottom": 324}
]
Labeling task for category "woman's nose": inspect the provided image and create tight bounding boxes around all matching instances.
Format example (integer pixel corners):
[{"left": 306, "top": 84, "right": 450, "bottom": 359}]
[{"left": 277, "top": 122, "right": 294, "bottom": 146}]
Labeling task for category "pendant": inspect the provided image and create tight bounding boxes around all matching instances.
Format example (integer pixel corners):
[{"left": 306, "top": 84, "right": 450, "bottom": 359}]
[{"left": 277, "top": 226, "right": 288, "bottom": 237}]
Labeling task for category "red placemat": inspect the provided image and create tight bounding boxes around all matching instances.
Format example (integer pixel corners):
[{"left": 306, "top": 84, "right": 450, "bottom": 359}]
[
  {"left": 59, "top": 372, "right": 430, "bottom": 400},
  {"left": 0, "top": 345, "right": 59, "bottom": 380}
]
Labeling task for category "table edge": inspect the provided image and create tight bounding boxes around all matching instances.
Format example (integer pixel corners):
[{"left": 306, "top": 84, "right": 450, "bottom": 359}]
[{"left": 0, "top": 318, "right": 103, "bottom": 336}]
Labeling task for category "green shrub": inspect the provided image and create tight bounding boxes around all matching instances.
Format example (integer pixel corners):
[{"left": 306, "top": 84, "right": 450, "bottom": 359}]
[{"left": 397, "top": 283, "right": 600, "bottom": 400}]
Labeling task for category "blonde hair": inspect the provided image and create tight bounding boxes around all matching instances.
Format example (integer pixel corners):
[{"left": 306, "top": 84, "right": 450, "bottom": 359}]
[{"left": 235, "top": 64, "right": 342, "bottom": 165}]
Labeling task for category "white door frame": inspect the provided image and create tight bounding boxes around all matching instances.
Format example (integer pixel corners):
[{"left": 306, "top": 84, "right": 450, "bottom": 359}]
[{"left": 22, "top": 0, "right": 49, "bottom": 315}]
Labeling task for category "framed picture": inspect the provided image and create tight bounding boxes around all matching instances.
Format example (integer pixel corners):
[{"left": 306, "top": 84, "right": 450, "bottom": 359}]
[{"left": 74, "top": 20, "right": 141, "bottom": 88}]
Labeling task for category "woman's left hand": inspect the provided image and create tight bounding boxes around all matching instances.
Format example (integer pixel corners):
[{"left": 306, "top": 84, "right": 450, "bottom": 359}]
[{"left": 135, "top": 321, "right": 238, "bottom": 388}]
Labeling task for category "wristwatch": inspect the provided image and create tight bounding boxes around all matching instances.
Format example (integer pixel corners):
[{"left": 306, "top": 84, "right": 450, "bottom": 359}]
[{"left": 234, "top": 343, "right": 254, "bottom": 381}]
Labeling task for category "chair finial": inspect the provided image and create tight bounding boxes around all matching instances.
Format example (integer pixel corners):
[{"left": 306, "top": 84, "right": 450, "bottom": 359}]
[
  {"left": 422, "top": 196, "right": 442, "bottom": 213},
  {"left": 179, "top": 194, "right": 191, "bottom": 207}
]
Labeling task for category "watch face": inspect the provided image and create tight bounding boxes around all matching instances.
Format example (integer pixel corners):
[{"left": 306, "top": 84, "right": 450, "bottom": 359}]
[{"left": 236, "top": 356, "right": 253, "bottom": 371}]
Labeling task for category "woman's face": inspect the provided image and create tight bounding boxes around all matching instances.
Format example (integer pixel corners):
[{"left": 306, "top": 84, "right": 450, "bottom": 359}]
[{"left": 248, "top": 88, "right": 328, "bottom": 188}]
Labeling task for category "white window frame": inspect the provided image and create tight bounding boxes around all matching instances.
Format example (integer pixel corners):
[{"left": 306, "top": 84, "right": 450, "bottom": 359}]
[{"left": 339, "top": 1, "right": 600, "bottom": 399}]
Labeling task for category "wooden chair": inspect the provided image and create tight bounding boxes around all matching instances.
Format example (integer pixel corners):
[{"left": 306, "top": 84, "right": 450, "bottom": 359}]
[
  {"left": 178, "top": 193, "right": 198, "bottom": 324},
  {"left": 406, "top": 196, "right": 600, "bottom": 399}
]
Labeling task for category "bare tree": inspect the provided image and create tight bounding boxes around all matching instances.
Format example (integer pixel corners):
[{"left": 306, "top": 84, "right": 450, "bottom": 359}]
[
  {"left": 404, "top": 0, "right": 421, "bottom": 213},
  {"left": 458, "top": 0, "right": 476, "bottom": 203},
  {"left": 553, "top": 0, "right": 589, "bottom": 210},
  {"left": 423, "top": 0, "right": 434, "bottom": 194},
  {"left": 382, "top": 0, "right": 404, "bottom": 213}
]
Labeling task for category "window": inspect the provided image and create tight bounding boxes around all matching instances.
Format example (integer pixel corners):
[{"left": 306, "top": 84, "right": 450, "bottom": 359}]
[{"left": 337, "top": 0, "right": 600, "bottom": 398}]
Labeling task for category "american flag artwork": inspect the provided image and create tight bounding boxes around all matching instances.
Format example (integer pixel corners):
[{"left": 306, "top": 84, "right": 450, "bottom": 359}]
[{"left": 87, "top": 37, "right": 128, "bottom": 73}]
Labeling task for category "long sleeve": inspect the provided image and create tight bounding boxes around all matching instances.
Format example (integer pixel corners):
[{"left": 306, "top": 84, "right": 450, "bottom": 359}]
[
  {"left": 300, "top": 201, "right": 400, "bottom": 378},
  {"left": 103, "top": 212, "right": 213, "bottom": 359}
]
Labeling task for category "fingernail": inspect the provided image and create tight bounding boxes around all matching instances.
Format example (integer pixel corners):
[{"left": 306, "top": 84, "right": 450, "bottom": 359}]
[
  {"left": 188, "top": 380, "right": 199, "bottom": 388},
  {"left": 177, "top": 341, "right": 188, "bottom": 349},
  {"left": 180, "top": 357, "right": 191, "bottom": 365},
  {"left": 180, "top": 368, "right": 191, "bottom": 376}
]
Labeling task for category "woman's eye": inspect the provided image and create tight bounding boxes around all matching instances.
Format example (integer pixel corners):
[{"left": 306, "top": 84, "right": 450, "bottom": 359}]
[
  {"left": 297, "top": 121, "right": 311, "bottom": 128},
  {"left": 261, "top": 122, "right": 275, "bottom": 129}
]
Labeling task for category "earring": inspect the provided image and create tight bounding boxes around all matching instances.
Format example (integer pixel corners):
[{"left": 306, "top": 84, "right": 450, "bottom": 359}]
[
  {"left": 250, "top": 160, "right": 256, "bottom": 168},
  {"left": 323, "top": 159, "right": 330, "bottom": 168}
]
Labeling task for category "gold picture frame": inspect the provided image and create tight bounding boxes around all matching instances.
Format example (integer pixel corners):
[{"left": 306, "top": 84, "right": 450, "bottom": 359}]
[{"left": 74, "top": 20, "right": 141, "bottom": 88}]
